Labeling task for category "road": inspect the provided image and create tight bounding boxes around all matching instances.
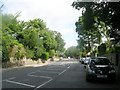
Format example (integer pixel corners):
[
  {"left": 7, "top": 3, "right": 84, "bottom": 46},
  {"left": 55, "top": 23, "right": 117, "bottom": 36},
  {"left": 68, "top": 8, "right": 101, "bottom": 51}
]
[{"left": 2, "top": 59, "right": 119, "bottom": 89}]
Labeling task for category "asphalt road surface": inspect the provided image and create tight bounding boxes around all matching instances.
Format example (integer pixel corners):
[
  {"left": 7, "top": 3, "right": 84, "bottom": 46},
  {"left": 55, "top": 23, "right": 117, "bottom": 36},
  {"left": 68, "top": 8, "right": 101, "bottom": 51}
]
[{"left": 2, "top": 59, "right": 119, "bottom": 89}]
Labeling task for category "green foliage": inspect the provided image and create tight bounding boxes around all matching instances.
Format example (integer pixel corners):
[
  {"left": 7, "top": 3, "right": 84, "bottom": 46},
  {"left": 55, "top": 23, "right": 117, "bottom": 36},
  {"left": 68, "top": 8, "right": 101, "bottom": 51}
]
[
  {"left": 26, "top": 49, "right": 34, "bottom": 59},
  {"left": 65, "top": 46, "right": 80, "bottom": 58},
  {"left": 2, "top": 32, "right": 14, "bottom": 62},
  {"left": 9, "top": 41, "right": 26, "bottom": 59},
  {"left": 2, "top": 13, "right": 65, "bottom": 63},
  {"left": 42, "top": 30, "right": 57, "bottom": 52},
  {"left": 25, "top": 19, "right": 47, "bottom": 30},
  {"left": 41, "top": 52, "right": 49, "bottom": 60},
  {"left": 72, "top": 1, "right": 120, "bottom": 56},
  {"left": 20, "top": 29, "right": 39, "bottom": 49},
  {"left": 49, "top": 50, "right": 55, "bottom": 58},
  {"left": 2, "top": 46, "right": 9, "bottom": 62},
  {"left": 54, "top": 31, "right": 65, "bottom": 53}
]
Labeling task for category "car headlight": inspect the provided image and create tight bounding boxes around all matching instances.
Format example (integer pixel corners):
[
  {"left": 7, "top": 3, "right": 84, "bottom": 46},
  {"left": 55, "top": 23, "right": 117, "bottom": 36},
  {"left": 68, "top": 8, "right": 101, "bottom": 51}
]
[{"left": 109, "top": 70, "right": 115, "bottom": 73}]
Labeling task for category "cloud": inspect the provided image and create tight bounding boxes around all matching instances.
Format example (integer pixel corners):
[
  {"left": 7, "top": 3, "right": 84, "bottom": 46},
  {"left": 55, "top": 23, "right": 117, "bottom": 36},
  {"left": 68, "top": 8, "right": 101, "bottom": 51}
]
[{"left": 2, "top": 0, "right": 82, "bottom": 48}]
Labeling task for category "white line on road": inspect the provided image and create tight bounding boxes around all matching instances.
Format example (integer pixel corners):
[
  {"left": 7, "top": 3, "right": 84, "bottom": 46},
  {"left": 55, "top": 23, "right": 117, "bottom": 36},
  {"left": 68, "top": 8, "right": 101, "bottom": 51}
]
[
  {"left": 28, "top": 70, "right": 59, "bottom": 76},
  {"left": 1, "top": 77, "right": 16, "bottom": 82},
  {"left": 67, "top": 65, "right": 71, "bottom": 69},
  {"left": 28, "top": 74, "right": 52, "bottom": 79},
  {"left": 58, "top": 65, "right": 71, "bottom": 75},
  {"left": 5, "top": 80, "right": 36, "bottom": 88},
  {"left": 8, "top": 77, "right": 16, "bottom": 80},
  {"left": 37, "top": 71, "right": 59, "bottom": 74},
  {"left": 34, "top": 78, "right": 53, "bottom": 90},
  {"left": 58, "top": 69, "right": 67, "bottom": 75}
]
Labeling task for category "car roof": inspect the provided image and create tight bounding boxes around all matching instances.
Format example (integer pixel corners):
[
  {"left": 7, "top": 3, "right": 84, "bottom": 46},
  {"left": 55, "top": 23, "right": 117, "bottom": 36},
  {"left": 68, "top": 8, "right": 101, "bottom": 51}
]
[
  {"left": 96, "top": 57, "right": 107, "bottom": 59},
  {"left": 90, "top": 57, "right": 108, "bottom": 61}
]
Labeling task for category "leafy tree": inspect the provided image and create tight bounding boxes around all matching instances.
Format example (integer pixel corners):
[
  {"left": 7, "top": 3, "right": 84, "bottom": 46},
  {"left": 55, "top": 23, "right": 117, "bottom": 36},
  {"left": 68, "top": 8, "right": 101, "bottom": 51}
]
[
  {"left": 41, "top": 52, "right": 49, "bottom": 61},
  {"left": 49, "top": 49, "right": 55, "bottom": 58},
  {"left": 24, "top": 19, "right": 47, "bottom": 31},
  {"left": 52, "top": 31, "right": 65, "bottom": 56},
  {"left": 42, "top": 30, "right": 57, "bottom": 52},
  {"left": 26, "top": 49, "right": 34, "bottom": 59},
  {"left": 10, "top": 43, "right": 26, "bottom": 60},
  {"left": 54, "top": 31, "right": 65, "bottom": 52},
  {"left": 2, "top": 35, "right": 10, "bottom": 62},
  {"left": 0, "top": 5, "right": 3, "bottom": 61},
  {"left": 65, "top": 46, "right": 80, "bottom": 59},
  {"left": 72, "top": 1, "right": 120, "bottom": 56},
  {"left": 2, "top": 12, "right": 65, "bottom": 63}
]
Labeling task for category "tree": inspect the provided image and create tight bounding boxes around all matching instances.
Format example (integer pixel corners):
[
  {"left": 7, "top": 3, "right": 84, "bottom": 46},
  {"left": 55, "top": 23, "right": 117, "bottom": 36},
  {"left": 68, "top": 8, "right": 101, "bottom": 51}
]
[
  {"left": 53, "top": 31, "right": 65, "bottom": 55},
  {"left": 2, "top": 12, "right": 65, "bottom": 62},
  {"left": 72, "top": 1, "right": 120, "bottom": 45},
  {"left": 72, "top": 1, "right": 120, "bottom": 56},
  {"left": 74, "top": 8, "right": 102, "bottom": 55},
  {"left": 16, "top": 18, "right": 57, "bottom": 60},
  {"left": 42, "top": 30, "right": 57, "bottom": 52},
  {"left": 65, "top": 46, "right": 80, "bottom": 59},
  {"left": 2, "top": 13, "right": 24, "bottom": 62}
]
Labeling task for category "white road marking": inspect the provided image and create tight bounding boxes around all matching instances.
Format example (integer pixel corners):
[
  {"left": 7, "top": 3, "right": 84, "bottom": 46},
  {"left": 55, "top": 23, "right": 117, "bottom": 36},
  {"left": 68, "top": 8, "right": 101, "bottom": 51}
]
[
  {"left": 1, "top": 77, "right": 16, "bottom": 82},
  {"left": 58, "top": 69, "right": 67, "bottom": 75},
  {"left": 28, "top": 74, "right": 52, "bottom": 79},
  {"left": 67, "top": 66, "right": 71, "bottom": 69},
  {"left": 58, "top": 65, "right": 71, "bottom": 75},
  {"left": 8, "top": 77, "right": 16, "bottom": 80},
  {"left": 28, "top": 70, "right": 59, "bottom": 76},
  {"left": 5, "top": 80, "right": 35, "bottom": 88},
  {"left": 37, "top": 71, "right": 59, "bottom": 74},
  {"left": 34, "top": 78, "right": 53, "bottom": 90}
]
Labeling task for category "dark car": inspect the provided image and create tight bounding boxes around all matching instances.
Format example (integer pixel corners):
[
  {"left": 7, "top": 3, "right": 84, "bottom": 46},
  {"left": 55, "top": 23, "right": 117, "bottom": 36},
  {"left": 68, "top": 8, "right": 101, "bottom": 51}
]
[{"left": 86, "top": 57, "right": 116, "bottom": 82}]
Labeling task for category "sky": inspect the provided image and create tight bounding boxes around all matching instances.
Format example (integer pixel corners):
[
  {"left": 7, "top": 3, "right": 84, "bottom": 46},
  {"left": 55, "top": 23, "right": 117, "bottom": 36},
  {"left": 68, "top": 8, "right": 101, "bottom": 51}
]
[{"left": 1, "top": 0, "right": 82, "bottom": 49}]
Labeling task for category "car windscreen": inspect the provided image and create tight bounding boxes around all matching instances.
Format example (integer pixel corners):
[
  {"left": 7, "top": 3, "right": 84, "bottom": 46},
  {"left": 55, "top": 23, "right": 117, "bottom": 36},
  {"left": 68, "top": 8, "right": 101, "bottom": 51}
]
[{"left": 94, "top": 58, "right": 110, "bottom": 65}]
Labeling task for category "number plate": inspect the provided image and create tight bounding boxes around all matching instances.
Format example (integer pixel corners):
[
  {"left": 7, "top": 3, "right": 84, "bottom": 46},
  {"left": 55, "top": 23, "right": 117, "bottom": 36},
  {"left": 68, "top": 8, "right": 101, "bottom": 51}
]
[{"left": 97, "top": 75, "right": 107, "bottom": 78}]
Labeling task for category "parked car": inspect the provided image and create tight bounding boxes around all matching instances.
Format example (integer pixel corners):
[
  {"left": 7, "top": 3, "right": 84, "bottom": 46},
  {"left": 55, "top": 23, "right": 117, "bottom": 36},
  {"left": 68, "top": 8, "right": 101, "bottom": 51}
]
[
  {"left": 84, "top": 57, "right": 91, "bottom": 68},
  {"left": 80, "top": 57, "right": 86, "bottom": 64},
  {"left": 86, "top": 57, "right": 116, "bottom": 82}
]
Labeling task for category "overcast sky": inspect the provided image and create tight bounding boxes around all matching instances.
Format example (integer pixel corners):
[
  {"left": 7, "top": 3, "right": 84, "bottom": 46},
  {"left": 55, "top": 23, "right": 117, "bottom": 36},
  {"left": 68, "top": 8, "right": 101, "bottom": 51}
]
[{"left": 1, "top": 0, "right": 82, "bottom": 49}]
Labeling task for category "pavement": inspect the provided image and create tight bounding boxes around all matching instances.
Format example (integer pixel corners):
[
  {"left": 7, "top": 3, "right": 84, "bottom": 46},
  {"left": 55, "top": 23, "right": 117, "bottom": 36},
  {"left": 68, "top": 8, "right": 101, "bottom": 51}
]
[{"left": 2, "top": 59, "right": 59, "bottom": 71}]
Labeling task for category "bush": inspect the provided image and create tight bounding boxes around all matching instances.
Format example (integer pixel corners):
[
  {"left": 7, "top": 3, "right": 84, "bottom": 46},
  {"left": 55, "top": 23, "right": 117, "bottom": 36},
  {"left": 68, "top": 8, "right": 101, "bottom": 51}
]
[
  {"left": 49, "top": 50, "right": 55, "bottom": 58},
  {"left": 41, "top": 52, "right": 49, "bottom": 60},
  {"left": 2, "top": 46, "right": 10, "bottom": 62},
  {"left": 26, "top": 49, "right": 34, "bottom": 59}
]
